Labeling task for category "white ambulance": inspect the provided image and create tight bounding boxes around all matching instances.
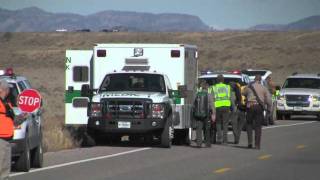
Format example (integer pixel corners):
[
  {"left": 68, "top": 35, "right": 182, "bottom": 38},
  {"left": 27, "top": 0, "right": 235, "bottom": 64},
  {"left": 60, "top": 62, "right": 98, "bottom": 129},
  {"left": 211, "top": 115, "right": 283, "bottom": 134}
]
[{"left": 65, "top": 44, "right": 198, "bottom": 147}]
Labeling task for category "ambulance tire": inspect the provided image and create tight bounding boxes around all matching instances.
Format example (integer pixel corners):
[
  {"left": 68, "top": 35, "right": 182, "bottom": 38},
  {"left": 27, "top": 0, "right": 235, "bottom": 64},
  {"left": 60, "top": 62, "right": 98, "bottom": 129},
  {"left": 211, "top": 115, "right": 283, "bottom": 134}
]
[
  {"left": 15, "top": 133, "right": 31, "bottom": 172},
  {"left": 161, "top": 115, "right": 172, "bottom": 148}
]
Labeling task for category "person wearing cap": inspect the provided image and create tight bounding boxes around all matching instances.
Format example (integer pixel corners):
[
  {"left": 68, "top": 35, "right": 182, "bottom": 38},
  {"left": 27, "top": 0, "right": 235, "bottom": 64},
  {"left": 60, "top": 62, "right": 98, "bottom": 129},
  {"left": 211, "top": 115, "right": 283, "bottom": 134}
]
[
  {"left": 243, "top": 75, "right": 272, "bottom": 149},
  {"left": 209, "top": 75, "right": 232, "bottom": 144}
]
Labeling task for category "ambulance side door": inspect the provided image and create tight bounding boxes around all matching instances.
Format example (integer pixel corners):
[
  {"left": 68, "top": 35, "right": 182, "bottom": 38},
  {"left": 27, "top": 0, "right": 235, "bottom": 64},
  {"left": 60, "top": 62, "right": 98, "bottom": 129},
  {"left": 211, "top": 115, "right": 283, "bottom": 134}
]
[{"left": 65, "top": 50, "right": 93, "bottom": 125}]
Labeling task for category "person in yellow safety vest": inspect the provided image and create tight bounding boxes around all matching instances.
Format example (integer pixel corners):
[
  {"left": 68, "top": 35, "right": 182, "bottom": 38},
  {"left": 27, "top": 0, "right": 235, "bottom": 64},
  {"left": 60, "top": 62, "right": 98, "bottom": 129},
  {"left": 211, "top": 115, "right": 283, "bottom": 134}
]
[{"left": 208, "top": 75, "right": 232, "bottom": 144}]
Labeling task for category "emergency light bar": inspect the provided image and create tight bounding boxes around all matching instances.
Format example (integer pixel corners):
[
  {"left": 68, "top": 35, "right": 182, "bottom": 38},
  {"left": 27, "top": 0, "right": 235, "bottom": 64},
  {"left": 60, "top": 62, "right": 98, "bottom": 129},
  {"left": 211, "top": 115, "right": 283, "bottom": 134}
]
[{"left": 0, "top": 68, "right": 14, "bottom": 76}]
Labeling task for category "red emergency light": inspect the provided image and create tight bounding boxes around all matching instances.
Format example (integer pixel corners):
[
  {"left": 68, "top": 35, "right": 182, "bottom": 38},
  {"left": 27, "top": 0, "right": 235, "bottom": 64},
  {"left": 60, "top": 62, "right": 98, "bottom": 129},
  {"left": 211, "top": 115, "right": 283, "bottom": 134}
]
[
  {"left": 5, "top": 68, "right": 14, "bottom": 76},
  {"left": 231, "top": 70, "right": 241, "bottom": 74}
]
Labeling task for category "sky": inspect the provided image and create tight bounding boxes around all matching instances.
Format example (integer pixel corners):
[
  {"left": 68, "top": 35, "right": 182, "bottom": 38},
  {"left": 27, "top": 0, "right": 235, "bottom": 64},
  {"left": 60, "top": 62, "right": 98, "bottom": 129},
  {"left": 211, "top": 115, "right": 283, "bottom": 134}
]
[{"left": 1, "top": 0, "right": 320, "bottom": 29}]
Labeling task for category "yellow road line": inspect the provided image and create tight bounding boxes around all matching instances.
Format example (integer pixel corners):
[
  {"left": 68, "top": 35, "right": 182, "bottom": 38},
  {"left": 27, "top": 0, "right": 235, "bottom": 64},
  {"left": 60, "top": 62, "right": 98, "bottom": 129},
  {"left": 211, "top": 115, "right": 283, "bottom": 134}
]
[
  {"left": 296, "top": 145, "right": 306, "bottom": 149},
  {"left": 258, "top": 154, "right": 272, "bottom": 160},
  {"left": 214, "top": 168, "right": 231, "bottom": 174}
]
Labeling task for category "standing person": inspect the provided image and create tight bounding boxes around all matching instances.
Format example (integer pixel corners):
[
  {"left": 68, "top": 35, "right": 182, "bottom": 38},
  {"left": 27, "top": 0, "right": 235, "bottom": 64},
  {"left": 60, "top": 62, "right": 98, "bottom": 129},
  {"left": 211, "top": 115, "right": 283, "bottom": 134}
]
[
  {"left": 265, "top": 76, "right": 276, "bottom": 125},
  {"left": 243, "top": 75, "right": 272, "bottom": 149},
  {"left": 209, "top": 75, "right": 231, "bottom": 144},
  {"left": 193, "top": 81, "right": 215, "bottom": 148},
  {"left": 230, "top": 82, "right": 246, "bottom": 144},
  {"left": 0, "top": 80, "right": 14, "bottom": 180},
  {"left": 0, "top": 80, "right": 27, "bottom": 179}
]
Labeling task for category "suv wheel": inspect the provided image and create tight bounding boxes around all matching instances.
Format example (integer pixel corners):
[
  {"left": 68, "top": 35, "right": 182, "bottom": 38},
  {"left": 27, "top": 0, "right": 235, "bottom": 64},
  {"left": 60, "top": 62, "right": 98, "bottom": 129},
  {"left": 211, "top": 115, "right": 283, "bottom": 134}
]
[
  {"left": 15, "top": 137, "right": 31, "bottom": 172},
  {"left": 160, "top": 115, "right": 172, "bottom": 148},
  {"left": 31, "top": 132, "right": 44, "bottom": 168}
]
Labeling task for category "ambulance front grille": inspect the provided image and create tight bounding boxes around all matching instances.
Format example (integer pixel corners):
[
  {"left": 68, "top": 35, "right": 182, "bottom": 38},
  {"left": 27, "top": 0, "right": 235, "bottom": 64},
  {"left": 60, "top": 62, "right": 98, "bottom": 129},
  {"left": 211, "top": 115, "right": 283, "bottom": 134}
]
[{"left": 101, "top": 98, "right": 152, "bottom": 119}]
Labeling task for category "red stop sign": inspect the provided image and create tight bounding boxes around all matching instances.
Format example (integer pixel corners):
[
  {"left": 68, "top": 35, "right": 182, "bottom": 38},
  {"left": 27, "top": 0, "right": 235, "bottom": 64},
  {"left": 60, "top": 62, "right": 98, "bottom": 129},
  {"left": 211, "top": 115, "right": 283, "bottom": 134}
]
[{"left": 18, "top": 89, "right": 42, "bottom": 113}]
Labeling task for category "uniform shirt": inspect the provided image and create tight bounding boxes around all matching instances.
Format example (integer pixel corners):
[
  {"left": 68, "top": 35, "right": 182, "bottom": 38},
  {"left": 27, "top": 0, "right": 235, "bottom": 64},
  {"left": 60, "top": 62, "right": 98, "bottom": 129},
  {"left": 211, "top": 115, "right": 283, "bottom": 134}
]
[
  {"left": 243, "top": 81, "right": 272, "bottom": 111},
  {"left": 198, "top": 89, "right": 215, "bottom": 115}
]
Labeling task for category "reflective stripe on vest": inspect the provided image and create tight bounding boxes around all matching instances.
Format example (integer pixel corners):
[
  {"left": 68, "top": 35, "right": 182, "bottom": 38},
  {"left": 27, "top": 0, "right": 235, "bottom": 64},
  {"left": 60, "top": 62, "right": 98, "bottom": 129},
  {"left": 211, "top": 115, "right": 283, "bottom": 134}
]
[{"left": 211, "top": 83, "right": 231, "bottom": 108}]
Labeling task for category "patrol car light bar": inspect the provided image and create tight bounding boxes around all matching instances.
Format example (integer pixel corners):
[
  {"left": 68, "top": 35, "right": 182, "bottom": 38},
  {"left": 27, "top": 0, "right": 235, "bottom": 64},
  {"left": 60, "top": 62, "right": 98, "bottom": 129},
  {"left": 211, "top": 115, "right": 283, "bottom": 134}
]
[{"left": 6, "top": 68, "right": 14, "bottom": 76}]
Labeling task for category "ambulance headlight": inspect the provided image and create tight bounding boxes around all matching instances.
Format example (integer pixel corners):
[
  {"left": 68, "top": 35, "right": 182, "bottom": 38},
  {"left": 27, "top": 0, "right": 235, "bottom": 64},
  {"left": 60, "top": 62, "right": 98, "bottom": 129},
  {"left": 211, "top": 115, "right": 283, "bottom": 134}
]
[
  {"left": 151, "top": 104, "right": 165, "bottom": 119},
  {"left": 89, "top": 103, "right": 102, "bottom": 117}
]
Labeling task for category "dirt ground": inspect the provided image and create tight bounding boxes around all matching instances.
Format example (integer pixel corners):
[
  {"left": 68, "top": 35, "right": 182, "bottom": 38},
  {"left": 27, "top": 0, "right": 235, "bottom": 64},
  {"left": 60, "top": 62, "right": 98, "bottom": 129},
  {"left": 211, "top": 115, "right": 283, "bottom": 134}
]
[{"left": 0, "top": 31, "right": 319, "bottom": 151}]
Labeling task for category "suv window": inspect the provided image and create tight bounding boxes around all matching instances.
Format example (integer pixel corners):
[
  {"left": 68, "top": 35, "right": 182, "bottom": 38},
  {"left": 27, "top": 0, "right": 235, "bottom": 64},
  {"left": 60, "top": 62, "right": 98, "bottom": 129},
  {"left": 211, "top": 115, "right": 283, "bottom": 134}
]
[
  {"left": 18, "top": 81, "right": 27, "bottom": 92},
  {"left": 8, "top": 83, "right": 19, "bottom": 107},
  {"left": 283, "top": 78, "right": 320, "bottom": 89},
  {"left": 23, "top": 80, "right": 32, "bottom": 88},
  {"left": 99, "top": 73, "right": 166, "bottom": 93},
  {"left": 200, "top": 77, "right": 243, "bottom": 86},
  {"left": 242, "top": 70, "right": 267, "bottom": 76}
]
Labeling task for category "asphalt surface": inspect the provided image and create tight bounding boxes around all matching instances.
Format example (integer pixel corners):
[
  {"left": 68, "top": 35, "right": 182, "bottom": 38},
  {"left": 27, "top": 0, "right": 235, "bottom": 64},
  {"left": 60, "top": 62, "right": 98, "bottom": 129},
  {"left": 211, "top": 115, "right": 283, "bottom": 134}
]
[{"left": 10, "top": 118, "right": 320, "bottom": 180}]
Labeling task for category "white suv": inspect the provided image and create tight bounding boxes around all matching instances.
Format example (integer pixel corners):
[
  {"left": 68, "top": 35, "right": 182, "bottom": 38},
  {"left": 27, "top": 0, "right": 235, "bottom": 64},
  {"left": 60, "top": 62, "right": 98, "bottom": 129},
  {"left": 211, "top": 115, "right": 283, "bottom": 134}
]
[
  {"left": 0, "top": 69, "right": 43, "bottom": 172},
  {"left": 277, "top": 73, "right": 320, "bottom": 120}
]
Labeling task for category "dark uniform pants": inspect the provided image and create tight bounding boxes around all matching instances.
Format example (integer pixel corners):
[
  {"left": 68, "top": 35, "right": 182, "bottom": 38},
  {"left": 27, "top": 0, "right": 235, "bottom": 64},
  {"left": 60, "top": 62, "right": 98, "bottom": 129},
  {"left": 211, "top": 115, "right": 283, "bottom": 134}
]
[
  {"left": 231, "top": 110, "right": 246, "bottom": 143},
  {"left": 246, "top": 105, "right": 264, "bottom": 148},
  {"left": 0, "top": 139, "right": 10, "bottom": 180},
  {"left": 195, "top": 118, "right": 211, "bottom": 147},
  {"left": 216, "top": 107, "right": 230, "bottom": 144}
]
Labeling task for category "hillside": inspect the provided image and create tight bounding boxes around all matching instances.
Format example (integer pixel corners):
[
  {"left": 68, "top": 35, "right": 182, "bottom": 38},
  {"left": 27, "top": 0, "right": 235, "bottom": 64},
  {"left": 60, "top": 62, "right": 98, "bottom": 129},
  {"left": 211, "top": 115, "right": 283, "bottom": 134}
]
[
  {"left": 250, "top": 15, "right": 320, "bottom": 31},
  {"left": 0, "top": 32, "right": 319, "bottom": 151},
  {"left": 0, "top": 7, "right": 209, "bottom": 32}
]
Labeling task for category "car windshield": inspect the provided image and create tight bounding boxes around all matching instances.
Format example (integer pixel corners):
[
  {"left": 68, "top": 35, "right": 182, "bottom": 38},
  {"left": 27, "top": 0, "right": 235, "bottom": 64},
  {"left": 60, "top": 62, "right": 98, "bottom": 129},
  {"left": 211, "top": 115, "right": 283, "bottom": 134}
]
[
  {"left": 99, "top": 73, "right": 166, "bottom": 93},
  {"left": 242, "top": 70, "right": 267, "bottom": 77},
  {"left": 200, "top": 77, "right": 243, "bottom": 86},
  {"left": 283, "top": 78, "right": 320, "bottom": 89}
]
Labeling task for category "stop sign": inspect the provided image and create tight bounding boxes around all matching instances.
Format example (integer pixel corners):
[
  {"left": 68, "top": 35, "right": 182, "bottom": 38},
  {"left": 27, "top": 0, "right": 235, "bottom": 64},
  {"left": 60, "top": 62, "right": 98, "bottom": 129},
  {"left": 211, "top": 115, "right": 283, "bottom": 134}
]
[{"left": 18, "top": 89, "right": 42, "bottom": 113}]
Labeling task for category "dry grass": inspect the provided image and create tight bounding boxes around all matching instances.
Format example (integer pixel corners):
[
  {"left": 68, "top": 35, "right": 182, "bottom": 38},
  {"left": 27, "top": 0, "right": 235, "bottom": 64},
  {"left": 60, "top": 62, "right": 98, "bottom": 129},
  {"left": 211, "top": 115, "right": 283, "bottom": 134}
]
[{"left": 0, "top": 31, "right": 319, "bottom": 151}]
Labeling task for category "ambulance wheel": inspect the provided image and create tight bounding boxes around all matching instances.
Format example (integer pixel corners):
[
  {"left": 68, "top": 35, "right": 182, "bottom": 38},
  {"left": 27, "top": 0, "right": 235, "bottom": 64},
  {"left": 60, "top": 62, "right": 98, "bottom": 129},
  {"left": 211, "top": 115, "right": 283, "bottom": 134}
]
[
  {"left": 161, "top": 116, "right": 172, "bottom": 148},
  {"left": 15, "top": 135, "right": 31, "bottom": 172},
  {"left": 31, "top": 132, "right": 44, "bottom": 168}
]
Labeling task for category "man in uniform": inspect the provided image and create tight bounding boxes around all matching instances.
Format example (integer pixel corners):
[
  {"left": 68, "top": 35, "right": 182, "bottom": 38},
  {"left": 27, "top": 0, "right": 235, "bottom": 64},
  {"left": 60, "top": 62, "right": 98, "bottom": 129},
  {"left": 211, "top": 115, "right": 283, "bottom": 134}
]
[
  {"left": 243, "top": 75, "right": 272, "bottom": 149},
  {"left": 209, "top": 75, "right": 232, "bottom": 144},
  {"left": 193, "top": 81, "right": 215, "bottom": 147}
]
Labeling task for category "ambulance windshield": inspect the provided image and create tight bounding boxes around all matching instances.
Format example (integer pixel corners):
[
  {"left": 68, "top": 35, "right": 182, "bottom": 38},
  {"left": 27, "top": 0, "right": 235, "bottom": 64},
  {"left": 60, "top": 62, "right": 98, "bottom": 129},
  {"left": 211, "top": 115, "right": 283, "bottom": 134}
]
[{"left": 99, "top": 73, "right": 166, "bottom": 93}]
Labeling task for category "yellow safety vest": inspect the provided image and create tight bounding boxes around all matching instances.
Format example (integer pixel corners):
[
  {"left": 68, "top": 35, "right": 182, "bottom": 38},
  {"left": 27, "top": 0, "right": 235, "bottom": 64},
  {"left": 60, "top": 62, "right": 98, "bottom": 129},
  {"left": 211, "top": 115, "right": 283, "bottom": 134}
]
[{"left": 209, "top": 83, "right": 231, "bottom": 108}]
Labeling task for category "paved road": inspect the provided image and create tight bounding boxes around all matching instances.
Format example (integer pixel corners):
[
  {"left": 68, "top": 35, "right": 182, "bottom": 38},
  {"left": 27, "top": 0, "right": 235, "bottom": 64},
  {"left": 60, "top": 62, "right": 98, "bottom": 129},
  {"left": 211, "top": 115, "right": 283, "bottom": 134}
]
[{"left": 10, "top": 119, "right": 320, "bottom": 180}]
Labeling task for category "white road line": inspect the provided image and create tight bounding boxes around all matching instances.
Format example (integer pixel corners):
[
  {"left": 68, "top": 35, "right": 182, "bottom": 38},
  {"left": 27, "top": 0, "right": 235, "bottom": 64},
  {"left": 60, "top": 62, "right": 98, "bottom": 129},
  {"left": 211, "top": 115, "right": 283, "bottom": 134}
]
[{"left": 10, "top": 147, "right": 151, "bottom": 177}]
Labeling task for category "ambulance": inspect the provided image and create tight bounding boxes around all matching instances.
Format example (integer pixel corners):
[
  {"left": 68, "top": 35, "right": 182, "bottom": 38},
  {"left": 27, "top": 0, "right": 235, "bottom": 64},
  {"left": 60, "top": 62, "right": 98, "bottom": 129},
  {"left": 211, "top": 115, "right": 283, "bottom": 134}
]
[{"left": 65, "top": 44, "right": 198, "bottom": 147}]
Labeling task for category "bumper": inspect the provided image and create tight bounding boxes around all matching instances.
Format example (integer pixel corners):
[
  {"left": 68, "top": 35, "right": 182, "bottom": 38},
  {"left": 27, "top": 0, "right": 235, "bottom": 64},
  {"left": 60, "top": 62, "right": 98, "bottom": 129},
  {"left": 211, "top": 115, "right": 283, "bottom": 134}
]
[
  {"left": 87, "top": 117, "right": 166, "bottom": 134},
  {"left": 9, "top": 138, "right": 25, "bottom": 157},
  {"left": 277, "top": 110, "right": 319, "bottom": 116}
]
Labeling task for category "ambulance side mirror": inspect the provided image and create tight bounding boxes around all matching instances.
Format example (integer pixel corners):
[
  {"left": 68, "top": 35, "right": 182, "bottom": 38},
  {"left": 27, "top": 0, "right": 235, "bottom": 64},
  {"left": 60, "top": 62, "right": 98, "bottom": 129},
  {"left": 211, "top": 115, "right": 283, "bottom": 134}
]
[{"left": 81, "top": 84, "right": 91, "bottom": 97}]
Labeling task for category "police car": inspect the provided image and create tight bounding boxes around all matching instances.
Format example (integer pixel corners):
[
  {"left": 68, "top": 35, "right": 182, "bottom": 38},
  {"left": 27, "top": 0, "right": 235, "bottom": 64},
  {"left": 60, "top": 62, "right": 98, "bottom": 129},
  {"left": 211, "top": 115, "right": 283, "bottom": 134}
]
[{"left": 0, "top": 68, "right": 43, "bottom": 172}]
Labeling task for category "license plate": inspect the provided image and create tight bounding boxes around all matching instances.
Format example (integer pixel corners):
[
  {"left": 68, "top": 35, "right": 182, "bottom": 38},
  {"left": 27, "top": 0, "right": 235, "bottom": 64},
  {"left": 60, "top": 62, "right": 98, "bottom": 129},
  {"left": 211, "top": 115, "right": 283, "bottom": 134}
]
[
  {"left": 118, "top": 121, "right": 131, "bottom": 128},
  {"left": 293, "top": 106, "right": 303, "bottom": 111}
]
